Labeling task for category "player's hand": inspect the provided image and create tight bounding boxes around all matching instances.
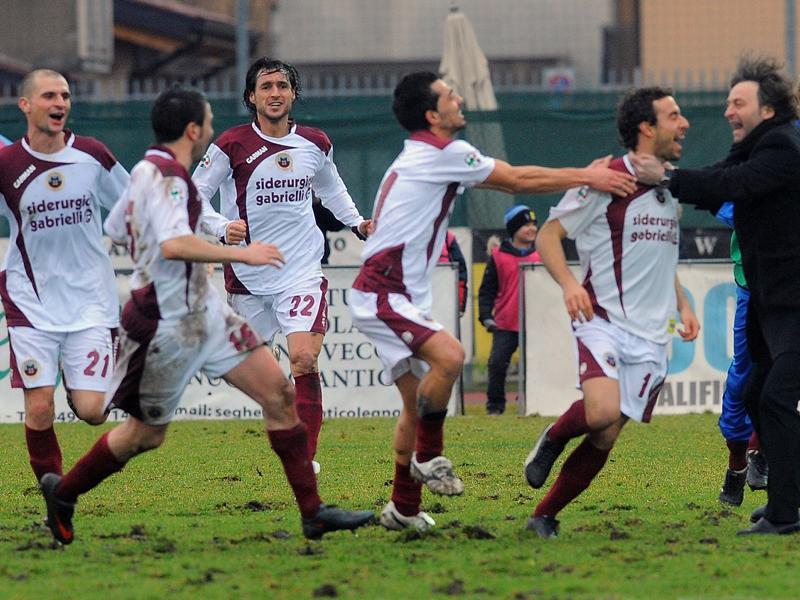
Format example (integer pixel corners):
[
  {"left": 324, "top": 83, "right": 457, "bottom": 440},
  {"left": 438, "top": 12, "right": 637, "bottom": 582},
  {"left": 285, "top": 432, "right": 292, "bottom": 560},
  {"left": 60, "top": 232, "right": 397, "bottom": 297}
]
[
  {"left": 586, "top": 154, "right": 613, "bottom": 169},
  {"left": 240, "top": 242, "right": 284, "bottom": 267},
  {"left": 225, "top": 220, "right": 248, "bottom": 245},
  {"left": 678, "top": 306, "right": 700, "bottom": 341},
  {"left": 562, "top": 280, "right": 594, "bottom": 323},
  {"left": 359, "top": 219, "right": 375, "bottom": 237},
  {"left": 584, "top": 165, "right": 636, "bottom": 197},
  {"left": 629, "top": 152, "right": 666, "bottom": 186}
]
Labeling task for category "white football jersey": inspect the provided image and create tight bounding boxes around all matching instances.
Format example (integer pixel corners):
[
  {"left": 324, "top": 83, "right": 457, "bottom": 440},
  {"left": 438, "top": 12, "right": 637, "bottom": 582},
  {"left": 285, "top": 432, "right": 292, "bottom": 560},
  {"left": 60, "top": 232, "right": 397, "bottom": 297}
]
[
  {"left": 548, "top": 155, "right": 679, "bottom": 343},
  {"left": 0, "top": 132, "right": 128, "bottom": 331},
  {"left": 355, "top": 131, "right": 495, "bottom": 312},
  {"left": 192, "top": 121, "right": 362, "bottom": 295},
  {"left": 105, "top": 147, "right": 211, "bottom": 322}
]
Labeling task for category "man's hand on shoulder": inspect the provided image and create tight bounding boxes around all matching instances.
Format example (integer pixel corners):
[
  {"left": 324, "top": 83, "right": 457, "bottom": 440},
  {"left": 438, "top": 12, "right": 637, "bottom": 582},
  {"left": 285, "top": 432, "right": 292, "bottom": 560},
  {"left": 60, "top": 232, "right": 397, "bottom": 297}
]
[
  {"left": 630, "top": 152, "right": 666, "bottom": 186},
  {"left": 584, "top": 159, "right": 636, "bottom": 196},
  {"left": 225, "top": 220, "right": 247, "bottom": 245}
]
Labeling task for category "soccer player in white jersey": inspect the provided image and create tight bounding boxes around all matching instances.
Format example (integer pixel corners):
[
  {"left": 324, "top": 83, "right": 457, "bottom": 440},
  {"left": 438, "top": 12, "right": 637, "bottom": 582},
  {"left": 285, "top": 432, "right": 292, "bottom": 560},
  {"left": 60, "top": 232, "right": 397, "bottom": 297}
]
[
  {"left": 0, "top": 69, "right": 129, "bottom": 486},
  {"left": 38, "top": 87, "right": 374, "bottom": 546},
  {"left": 348, "top": 71, "right": 639, "bottom": 532},
  {"left": 193, "top": 58, "right": 371, "bottom": 471},
  {"left": 523, "top": 87, "right": 700, "bottom": 539}
]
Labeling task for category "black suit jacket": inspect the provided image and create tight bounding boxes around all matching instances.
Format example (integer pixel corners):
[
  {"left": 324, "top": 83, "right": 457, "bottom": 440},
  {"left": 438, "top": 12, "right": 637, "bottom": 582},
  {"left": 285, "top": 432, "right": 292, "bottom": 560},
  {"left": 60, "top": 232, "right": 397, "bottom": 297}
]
[{"left": 669, "top": 119, "right": 800, "bottom": 312}]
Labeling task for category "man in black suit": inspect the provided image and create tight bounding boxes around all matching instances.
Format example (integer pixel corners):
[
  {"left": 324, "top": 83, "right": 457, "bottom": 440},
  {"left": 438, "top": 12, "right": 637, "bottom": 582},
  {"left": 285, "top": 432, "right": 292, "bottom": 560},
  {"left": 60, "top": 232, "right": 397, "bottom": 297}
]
[{"left": 635, "top": 55, "right": 800, "bottom": 535}]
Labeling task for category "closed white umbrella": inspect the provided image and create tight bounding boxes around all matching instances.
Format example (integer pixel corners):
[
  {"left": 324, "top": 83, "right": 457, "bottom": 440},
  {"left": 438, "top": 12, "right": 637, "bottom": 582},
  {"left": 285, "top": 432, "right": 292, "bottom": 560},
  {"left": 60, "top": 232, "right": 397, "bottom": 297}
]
[
  {"left": 439, "top": 5, "right": 510, "bottom": 227},
  {"left": 439, "top": 7, "right": 498, "bottom": 110}
]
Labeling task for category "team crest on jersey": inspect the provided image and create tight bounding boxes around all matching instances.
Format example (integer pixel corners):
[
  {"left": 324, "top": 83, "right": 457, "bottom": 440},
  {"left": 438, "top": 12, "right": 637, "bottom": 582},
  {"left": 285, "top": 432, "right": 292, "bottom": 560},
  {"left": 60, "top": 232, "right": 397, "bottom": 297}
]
[
  {"left": 46, "top": 171, "right": 65, "bottom": 190},
  {"left": 464, "top": 151, "right": 482, "bottom": 167},
  {"left": 275, "top": 152, "right": 293, "bottom": 170},
  {"left": 655, "top": 187, "right": 666, "bottom": 204},
  {"left": 603, "top": 352, "right": 618, "bottom": 368},
  {"left": 21, "top": 359, "right": 40, "bottom": 378},
  {"left": 198, "top": 153, "right": 211, "bottom": 169},
  {"left": 577, "top": 186, "right": 590, "bottom": 202}
]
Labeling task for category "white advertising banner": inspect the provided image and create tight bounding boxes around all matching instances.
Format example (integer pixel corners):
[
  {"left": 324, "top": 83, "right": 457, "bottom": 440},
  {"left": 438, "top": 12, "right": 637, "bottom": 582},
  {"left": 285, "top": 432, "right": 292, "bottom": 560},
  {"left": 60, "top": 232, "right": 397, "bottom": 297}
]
[
  {"left": 521, "top": 262, "right": 735, "bottom": 417},
  {"left": 0, "top": 254, "right": 462, "bottom": 423}
]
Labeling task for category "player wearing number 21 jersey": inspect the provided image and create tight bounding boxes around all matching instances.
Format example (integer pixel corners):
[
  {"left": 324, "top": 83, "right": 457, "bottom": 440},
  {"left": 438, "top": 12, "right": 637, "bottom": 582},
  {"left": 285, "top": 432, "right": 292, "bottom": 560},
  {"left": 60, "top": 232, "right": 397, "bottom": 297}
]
[{"left": 0, "top": 69, "right": 128, "bottom": 490}]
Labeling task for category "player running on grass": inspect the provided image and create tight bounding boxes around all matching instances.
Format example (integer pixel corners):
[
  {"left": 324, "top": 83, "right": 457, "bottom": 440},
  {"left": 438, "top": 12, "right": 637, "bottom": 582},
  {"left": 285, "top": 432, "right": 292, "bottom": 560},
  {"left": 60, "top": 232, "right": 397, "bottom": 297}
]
[
  {"left": 38, "top": 87, "right": 374, "bottom": 545},
  {"left": 349, "top": 71, "right": 638, "bottom": 531},
  {"left": 193, "top": 58, "right": 372, "bottom": 474},
  {"left": 0, "top": 69, "right": 128, "bottom": 487},
  {"left": 524, "top": 87, "right": 699, "bottom": 539}
]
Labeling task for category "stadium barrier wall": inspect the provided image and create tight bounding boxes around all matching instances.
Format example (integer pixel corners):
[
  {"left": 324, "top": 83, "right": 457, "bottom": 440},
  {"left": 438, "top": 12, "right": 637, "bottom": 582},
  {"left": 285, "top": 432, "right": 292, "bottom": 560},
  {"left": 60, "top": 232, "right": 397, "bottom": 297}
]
[
  {"left": 0, "top": 249, "right": 462, "bottom": 422},
  {"left": 520, "top": 261, "right": 734, "bottom": 417}
]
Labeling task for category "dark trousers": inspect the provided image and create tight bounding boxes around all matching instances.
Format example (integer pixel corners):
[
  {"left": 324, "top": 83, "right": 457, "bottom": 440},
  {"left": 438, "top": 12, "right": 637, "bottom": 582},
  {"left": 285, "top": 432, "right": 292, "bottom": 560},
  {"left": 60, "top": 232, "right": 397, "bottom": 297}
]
[
  {"left": 743, "top": 306, "right": 800, "bottom": 524},
  {"left": 487, "top": 329, "right": 519, "bottom": 414}
]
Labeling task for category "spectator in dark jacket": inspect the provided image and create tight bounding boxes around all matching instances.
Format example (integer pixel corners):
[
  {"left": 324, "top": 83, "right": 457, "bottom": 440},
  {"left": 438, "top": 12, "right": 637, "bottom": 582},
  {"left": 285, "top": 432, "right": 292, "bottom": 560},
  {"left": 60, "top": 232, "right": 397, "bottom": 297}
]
[
  {"left": 478, "top": 205, "right": 541, "bottom": 414},
  {"left": 438, "top": 230, "right": 468, "bottom": 315}
]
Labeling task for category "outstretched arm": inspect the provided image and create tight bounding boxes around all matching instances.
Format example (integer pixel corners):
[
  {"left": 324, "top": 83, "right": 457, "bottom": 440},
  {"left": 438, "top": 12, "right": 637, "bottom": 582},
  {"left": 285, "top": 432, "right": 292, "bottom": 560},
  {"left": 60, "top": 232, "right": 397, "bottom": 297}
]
[
  {"left": 161, "top": 235, "right": 284, "bottom": 267},
  {"left": 477, "top": 156, "right": 636, "bottom": 197}
]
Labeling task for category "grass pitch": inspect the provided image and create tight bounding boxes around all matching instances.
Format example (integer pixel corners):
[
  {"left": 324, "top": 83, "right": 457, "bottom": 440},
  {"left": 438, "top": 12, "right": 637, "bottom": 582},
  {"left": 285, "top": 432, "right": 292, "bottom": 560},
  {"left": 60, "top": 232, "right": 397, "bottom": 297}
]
[{"left": 0, "top": 412, "right": 795, "bottom": 599}]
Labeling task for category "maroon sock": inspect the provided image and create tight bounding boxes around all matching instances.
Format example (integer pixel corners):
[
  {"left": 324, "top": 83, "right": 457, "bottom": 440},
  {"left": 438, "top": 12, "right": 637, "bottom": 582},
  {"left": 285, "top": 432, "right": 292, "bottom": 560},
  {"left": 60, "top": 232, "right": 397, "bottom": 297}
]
[
  {"left": 57, "top": 432, "right": 126, "bottom": 503},
  {"left": 727, "top": 439, "right": 748, "bottom": 471},
  {"left": 748, "top": 431, "right": 761, "bottom": 453},
  {"left": 415, "top": 410, "right": 446, "bottom": 463},
  {"left": 268, "top": 424, "right": 322, "bottom": 518},
  {"left": 391, "top": 462, "right": 422, "bottom": 516},
  {"left": 294, "top": 373, "right": 323, "bottom": 460},
  {"left": 548, "top": 400, "right": 589, "bottom": 445},
  {"left": 534, "top": 437, "right": 610, "bottom": 518},
  {"left": 25, "top": 425, "right": 63, "bottom": 481}
]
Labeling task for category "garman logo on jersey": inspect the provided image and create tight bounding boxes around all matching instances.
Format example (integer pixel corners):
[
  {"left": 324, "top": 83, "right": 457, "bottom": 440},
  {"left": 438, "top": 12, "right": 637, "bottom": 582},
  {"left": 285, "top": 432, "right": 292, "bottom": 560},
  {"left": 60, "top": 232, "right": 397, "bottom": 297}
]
[
  {"left": 12, "top": 164, "right": 36, "bottom": 189},
  {"left": 21, "top": 359, "right": 40, "bottom": 378},
  {"left": 275, "top": 152, "right": 292, "bottom": 170},
  {"left": 401, "top": 331, "right": 414, "bottom": 345},
  {"left": 464, "top": 151, "right": 482, "bottom": 168},
  {"left": 46, "top": 171, "right": 65, "bottom": 191},
  {"left": 246, "top": 145, "right": 269, "bottom": 164}
]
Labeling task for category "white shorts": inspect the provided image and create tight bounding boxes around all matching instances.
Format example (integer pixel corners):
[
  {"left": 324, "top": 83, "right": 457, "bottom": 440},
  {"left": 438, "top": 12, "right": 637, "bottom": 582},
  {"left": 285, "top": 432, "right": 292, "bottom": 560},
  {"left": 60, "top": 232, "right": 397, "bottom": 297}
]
[
  {"left": 105, "top": 297, "right": 263, "bottom": 425},
  {"left": 229, "top": 276, "right": 328, "bottom": 344},
  {"left": 573, "top": 318, "right": 668, "bottom": 423},
  {"left": 349, "top": 288, "right": 442, "bottom": 384},
  {"left": 8, "top": 326, "right": 116, "bottom": 391}
]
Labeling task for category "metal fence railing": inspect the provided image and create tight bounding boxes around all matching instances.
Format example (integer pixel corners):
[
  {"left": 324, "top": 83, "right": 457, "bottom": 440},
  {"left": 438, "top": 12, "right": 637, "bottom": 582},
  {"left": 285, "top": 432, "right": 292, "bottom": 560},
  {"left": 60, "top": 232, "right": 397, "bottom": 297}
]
[{"left": 0, "top": 64, "right": 737, "bottom": 106}]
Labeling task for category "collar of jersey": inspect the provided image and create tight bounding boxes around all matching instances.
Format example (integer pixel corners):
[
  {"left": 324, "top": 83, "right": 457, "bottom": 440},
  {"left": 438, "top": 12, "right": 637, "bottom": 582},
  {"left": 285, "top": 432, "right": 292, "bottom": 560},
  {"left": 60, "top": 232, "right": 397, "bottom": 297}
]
[
  {"left": 22, "top": 130, "right": 74, "bottom": 159},
  {"left": 250, "top": 120, "right": 295, "bottom": 141}
]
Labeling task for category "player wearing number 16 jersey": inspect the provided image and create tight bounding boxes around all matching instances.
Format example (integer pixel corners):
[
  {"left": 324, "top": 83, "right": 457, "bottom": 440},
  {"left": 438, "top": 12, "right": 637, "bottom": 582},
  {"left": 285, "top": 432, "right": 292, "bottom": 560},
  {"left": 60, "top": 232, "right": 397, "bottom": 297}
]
[
  {"left": 193, "top": 58, "right": 371, "bottom": 471},
  {"left": 525, "top": 87, "right": 700, "bottom": 539},
  {"left": 0, "top": 69, "right": 128, "bottom": 487},
  {"left": 348, "top": 71, "right": 639, "bottom": 532}
]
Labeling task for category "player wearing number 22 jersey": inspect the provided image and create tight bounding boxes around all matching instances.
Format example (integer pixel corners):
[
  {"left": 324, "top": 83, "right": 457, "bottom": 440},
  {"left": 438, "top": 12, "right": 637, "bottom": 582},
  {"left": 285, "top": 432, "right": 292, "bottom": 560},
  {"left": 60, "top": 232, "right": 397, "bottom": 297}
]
[{"left": 193, "top": 58, "right": 370, "bottom": 470}]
